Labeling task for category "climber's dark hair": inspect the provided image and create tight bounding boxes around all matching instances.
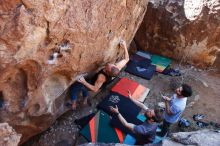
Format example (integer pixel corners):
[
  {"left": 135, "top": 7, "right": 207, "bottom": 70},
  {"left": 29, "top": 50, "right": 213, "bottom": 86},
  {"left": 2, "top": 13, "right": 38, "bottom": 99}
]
[{"left": 181, "top": 84, "right": 192, "bottom": 97}]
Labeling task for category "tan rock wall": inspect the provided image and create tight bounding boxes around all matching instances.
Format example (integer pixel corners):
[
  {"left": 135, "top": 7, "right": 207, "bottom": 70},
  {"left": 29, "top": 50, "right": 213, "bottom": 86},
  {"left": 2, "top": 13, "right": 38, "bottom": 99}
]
[
  {"left": 134, "top": 0, "right": 220, "bottom": 68},
  {"left": 0, "top": 0, "right": 148, "bottom": 143}
]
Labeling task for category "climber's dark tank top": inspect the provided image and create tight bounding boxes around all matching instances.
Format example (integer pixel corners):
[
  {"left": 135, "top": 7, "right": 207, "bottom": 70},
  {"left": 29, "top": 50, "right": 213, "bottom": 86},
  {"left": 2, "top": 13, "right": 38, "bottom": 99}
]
[{"left": 87, "top": 69, "right": 112, "bottom": 89}]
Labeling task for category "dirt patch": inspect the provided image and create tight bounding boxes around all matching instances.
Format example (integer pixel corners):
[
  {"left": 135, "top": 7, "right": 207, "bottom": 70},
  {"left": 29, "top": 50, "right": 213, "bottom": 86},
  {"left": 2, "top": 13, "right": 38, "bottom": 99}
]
[{"left": 22, "top": 64, "right": 220, "bottom": 146}]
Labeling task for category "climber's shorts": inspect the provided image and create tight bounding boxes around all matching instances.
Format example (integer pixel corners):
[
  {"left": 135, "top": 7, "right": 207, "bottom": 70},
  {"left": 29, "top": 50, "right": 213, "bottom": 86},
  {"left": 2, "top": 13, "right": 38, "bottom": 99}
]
[{"left": 70, "top": 82, "right": 88, "bottom": 101}]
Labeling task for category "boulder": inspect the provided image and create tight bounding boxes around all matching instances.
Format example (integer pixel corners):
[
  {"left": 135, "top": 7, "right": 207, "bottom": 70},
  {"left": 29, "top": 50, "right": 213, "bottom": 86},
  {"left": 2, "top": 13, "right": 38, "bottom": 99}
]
[
  {"left": 0, "top": 0, "right": 148, "bottom": 143},
  {"left": 135, "top": 0, "right": 220, "bottom": 68},
  {"left": 0, "top": 123, "right": 21, "bottom": 146},
  {"left": 163, "top": 129, "right": 220, "bottom": 146}
]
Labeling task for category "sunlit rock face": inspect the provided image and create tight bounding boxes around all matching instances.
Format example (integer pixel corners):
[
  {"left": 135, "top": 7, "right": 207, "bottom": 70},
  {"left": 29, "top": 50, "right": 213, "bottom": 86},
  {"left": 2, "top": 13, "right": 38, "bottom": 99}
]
[
  {"left": 0, "top": 0, "right": 148, "bottom": 143},
  {"left": 135, "top": 0, "right": 220, "bottom": 67}
]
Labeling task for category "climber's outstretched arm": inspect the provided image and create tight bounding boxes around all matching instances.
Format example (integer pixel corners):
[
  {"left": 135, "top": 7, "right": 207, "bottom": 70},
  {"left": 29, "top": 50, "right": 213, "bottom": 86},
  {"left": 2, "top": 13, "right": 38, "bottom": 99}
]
[{"left": 115, "top": 40, "right": 129, "bottom": 70}]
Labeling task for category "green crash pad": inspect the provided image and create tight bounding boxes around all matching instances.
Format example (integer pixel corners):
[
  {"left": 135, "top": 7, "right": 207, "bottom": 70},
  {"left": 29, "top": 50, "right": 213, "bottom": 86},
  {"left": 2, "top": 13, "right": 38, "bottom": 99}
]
[
  {"left": 137, "top": 114, "right": 147, "bottom": 122},
  {"left": 80, "top": 110, "right": 123, "bottom": 143},
  {"left": 151, "top": 55, "right": 172, "bottom": 72}
]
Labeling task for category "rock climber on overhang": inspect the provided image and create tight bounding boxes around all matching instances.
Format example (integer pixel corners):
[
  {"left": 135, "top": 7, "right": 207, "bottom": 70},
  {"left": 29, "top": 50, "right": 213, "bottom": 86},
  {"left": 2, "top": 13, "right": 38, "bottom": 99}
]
[{"left": 69, "top": 39, "right": 129, "bottom": 110}]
